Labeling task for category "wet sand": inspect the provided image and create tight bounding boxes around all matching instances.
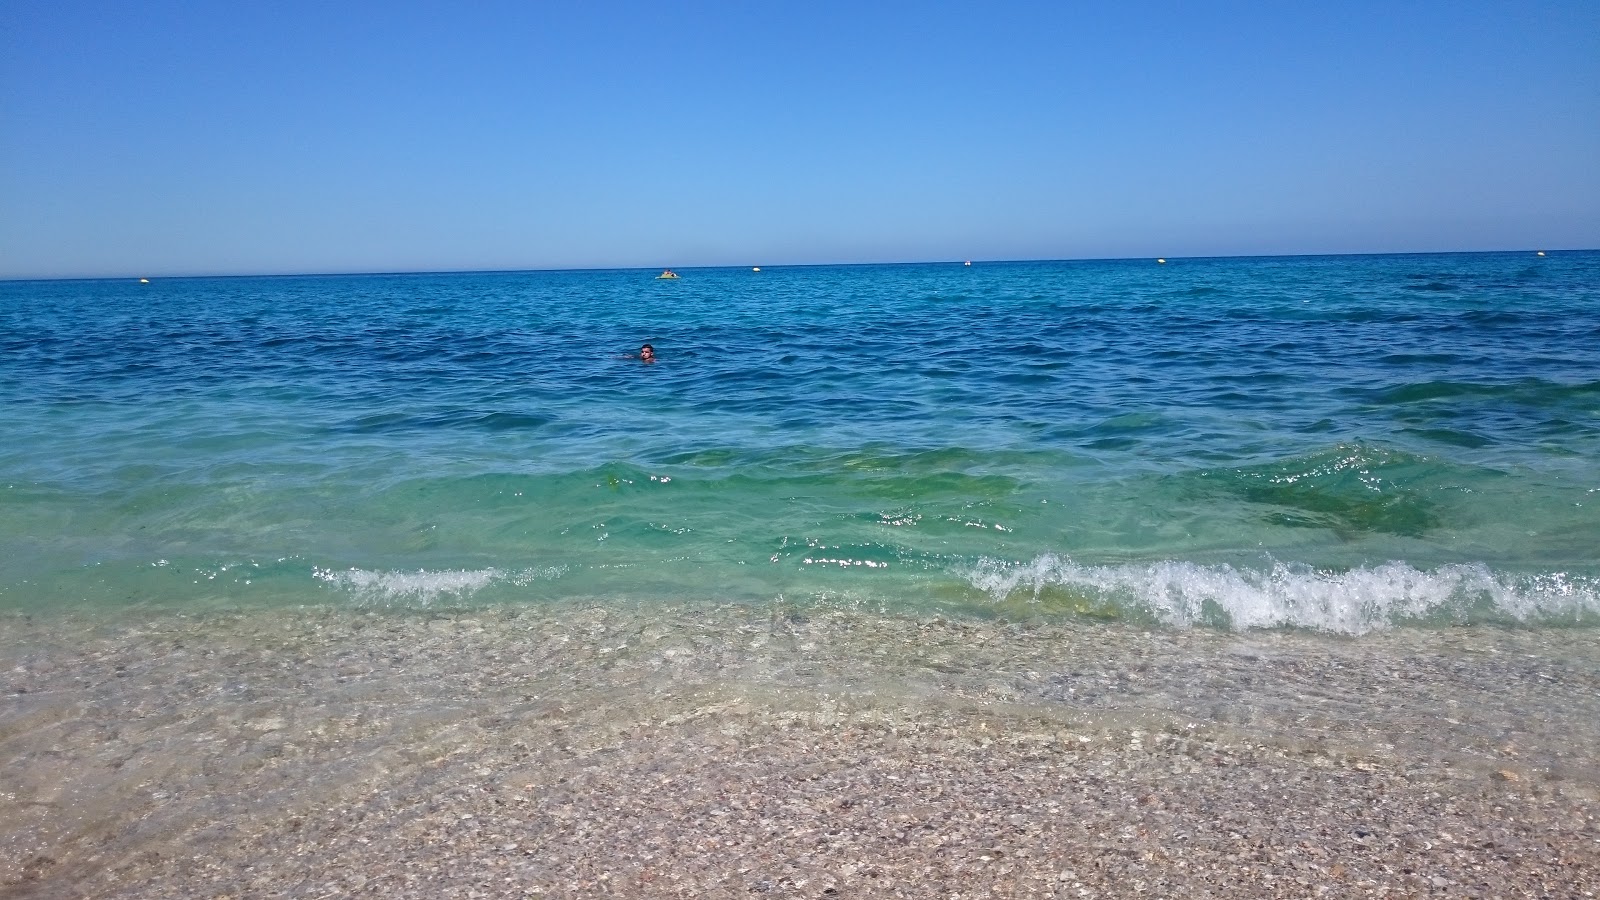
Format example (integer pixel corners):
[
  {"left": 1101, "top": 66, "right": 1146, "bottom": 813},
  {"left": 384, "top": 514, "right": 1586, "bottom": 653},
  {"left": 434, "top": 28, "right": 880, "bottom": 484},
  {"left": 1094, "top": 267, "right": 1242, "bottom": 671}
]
[{"left": 3, "top": 602, "right": 1598, "bottom": 898}]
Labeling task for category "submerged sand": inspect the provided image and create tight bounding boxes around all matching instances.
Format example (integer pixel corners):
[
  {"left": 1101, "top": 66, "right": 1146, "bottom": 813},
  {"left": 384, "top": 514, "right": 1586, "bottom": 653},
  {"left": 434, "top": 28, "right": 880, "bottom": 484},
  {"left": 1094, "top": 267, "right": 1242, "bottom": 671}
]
[{"left": 3, "top": 601, "right": 1598, "bottom": 898}]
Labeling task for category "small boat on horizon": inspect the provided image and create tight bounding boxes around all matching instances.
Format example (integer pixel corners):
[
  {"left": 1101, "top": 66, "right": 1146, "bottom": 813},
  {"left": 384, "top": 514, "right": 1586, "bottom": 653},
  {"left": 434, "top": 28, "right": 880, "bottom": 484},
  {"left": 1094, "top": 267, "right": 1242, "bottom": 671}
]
[{"left": 656, "top": 269, "right": 680, "bottom": 279}]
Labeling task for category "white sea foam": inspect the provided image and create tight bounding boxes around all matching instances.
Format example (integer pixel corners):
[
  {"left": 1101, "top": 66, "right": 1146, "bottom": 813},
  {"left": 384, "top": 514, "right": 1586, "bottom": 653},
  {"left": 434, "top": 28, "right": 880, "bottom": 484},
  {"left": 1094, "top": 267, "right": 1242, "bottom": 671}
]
[
  {"left": 313, "top": 565, "right": 567, "bottom": 607},
  {"left": 965, "top": 555, "right": 1600, "bottom": 634}
]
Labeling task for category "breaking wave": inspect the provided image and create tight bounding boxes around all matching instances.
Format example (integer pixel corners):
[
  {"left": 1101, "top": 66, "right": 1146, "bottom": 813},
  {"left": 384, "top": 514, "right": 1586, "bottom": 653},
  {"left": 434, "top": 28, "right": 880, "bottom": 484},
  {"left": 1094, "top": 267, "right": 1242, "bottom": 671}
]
[
  {"left": 312, "top": 565, "right": 568, "bottom": 607},
  {"left": 965, "top": 555, "right": 1600, "bottom": 633}
]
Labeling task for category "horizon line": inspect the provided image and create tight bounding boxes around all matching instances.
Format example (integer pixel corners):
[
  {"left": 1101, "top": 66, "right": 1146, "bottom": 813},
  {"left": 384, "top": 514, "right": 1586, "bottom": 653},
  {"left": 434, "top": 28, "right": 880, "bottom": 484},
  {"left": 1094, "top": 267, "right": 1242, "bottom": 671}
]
[{"left": 2, "top": 247, "right": 1592, "bottom": 284}]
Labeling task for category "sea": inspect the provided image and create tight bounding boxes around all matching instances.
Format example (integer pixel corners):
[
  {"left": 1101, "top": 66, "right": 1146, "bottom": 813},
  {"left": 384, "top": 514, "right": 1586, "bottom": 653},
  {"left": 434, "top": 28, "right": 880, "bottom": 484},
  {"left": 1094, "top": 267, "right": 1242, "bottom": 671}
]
[
  {"left": 9, "top": 251, "right": 1600, "bottom": 894},
  {"left": 2, "top": 252, "right": 1598, "bottom": 631}
]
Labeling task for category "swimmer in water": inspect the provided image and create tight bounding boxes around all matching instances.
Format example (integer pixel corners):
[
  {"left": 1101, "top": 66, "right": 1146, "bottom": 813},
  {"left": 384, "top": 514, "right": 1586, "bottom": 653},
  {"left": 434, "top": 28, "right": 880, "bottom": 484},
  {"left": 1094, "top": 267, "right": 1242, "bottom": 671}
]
[{"left": 617, "top": 343, "right": 656, "bottom": 362}]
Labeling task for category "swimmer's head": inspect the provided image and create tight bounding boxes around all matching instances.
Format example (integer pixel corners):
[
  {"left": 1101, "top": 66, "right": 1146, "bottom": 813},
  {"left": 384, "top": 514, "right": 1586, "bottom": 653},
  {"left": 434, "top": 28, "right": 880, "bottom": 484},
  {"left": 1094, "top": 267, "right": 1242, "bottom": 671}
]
[{"left": 639, "top": 343, "right": 655, "bottom": 361}]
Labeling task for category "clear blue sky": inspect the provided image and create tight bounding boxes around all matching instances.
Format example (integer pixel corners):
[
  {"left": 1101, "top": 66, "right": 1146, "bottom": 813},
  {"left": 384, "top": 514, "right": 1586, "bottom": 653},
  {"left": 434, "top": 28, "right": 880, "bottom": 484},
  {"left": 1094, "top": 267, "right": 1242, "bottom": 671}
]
[{"left": 2, "top": 1, "right": 1596, "bottom": 278}]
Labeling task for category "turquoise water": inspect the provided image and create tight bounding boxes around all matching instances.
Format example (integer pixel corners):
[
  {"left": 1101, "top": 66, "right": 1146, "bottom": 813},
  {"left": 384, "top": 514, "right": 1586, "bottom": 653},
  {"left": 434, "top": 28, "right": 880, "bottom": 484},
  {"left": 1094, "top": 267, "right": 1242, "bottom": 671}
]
[{"left": 3, "top": 252, "right": 1598, "bottom": 631}]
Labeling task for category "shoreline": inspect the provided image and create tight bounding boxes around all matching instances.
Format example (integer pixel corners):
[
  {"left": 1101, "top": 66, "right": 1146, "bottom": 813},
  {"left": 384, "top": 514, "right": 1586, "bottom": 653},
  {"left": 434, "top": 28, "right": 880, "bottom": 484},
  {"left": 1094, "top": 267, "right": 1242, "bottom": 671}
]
[{"left": 4, "top": 602, "right": 1597, "bottom": 897}]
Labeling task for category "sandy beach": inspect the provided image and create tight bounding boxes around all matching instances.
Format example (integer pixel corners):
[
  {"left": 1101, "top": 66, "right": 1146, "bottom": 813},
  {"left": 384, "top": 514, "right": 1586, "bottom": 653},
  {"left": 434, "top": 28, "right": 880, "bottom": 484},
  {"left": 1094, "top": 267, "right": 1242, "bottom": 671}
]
[{"left": 4, "top": 602, "right": 1598, "bottom": 898}]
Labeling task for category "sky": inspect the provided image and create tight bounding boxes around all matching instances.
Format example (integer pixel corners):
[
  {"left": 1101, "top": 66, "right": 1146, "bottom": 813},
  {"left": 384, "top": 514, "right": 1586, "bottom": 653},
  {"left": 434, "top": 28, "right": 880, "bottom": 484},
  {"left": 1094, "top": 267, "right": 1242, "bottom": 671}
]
[{"left": 1, "top": 1, "right": 1597, "bottom": 278}]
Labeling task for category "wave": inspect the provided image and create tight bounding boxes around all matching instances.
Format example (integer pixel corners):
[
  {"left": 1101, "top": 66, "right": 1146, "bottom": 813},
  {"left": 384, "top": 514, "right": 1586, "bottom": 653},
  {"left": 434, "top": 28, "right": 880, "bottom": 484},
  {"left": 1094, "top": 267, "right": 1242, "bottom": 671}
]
[
  {"left": 305, "top": 557, "right": 1600, "bottom": 634},
  {"left": 312, "top": 565, "right": 567, "bottom": 607},
  {"left": 965, "top": 555, "right": 1600, "bottom": 634}
]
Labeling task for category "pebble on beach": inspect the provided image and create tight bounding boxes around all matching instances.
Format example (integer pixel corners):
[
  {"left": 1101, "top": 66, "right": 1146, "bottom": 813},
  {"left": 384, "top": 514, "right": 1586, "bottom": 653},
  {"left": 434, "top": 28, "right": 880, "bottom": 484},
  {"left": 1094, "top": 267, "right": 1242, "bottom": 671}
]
[{"left": 2, "top": 603, "right": 1598, "bottom": 898}]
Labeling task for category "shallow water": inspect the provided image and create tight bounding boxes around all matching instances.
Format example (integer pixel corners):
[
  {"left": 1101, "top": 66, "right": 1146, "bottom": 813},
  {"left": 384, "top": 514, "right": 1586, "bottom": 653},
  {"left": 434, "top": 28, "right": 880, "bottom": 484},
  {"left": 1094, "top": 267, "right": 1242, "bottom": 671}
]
[
  {"left": 4, "top": 602, "right": 1598, "bottom": 896},
  {"left": 2, "top": 252, "right": 1598, "bottom": 631}
]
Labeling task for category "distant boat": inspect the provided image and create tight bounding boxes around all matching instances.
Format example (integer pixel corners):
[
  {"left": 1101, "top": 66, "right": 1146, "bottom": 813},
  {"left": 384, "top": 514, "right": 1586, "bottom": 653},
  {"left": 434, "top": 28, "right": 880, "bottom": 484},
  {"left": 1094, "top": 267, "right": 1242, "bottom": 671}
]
[
  {"left": 964, "top": 260, "right": 972, "bottom": 266},
  {"left": 138, "top": 278, "right": 150, "bottom": 283},
  {"left": 752, "top": 267, "right": 761, "bottom": 272},
  {"left": 1537, "top": 251, "right": 1546, "bottom": 257},
  {"left": 656, "top": 269, "right": 679, "bottom": 279}
]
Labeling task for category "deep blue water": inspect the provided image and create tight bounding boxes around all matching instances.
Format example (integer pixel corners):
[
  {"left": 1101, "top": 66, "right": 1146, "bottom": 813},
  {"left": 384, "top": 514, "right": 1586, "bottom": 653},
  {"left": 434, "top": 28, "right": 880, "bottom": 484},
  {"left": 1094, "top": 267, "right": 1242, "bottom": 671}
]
[{"left": 3, "top": 252, "right": 1598, "bottom": 630}]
